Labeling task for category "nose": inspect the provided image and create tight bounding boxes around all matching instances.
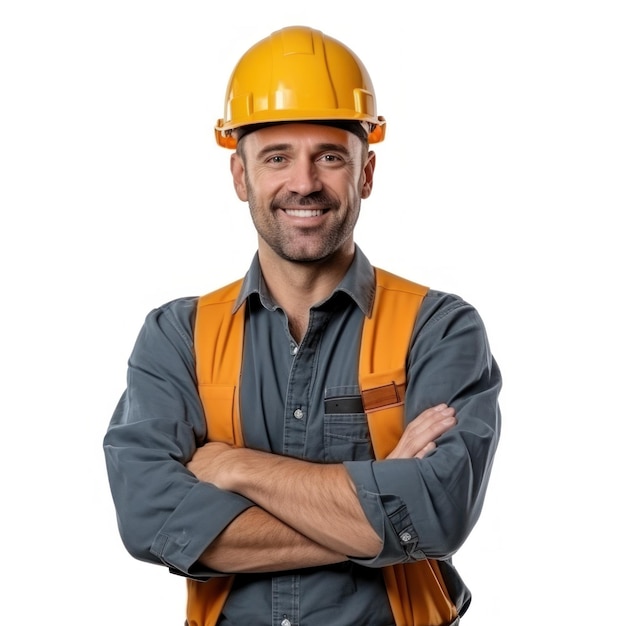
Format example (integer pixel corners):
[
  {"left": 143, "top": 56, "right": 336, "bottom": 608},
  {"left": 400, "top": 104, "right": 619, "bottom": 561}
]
[{"left": 286, "top": 158, "right": 323, "bottom": 196}]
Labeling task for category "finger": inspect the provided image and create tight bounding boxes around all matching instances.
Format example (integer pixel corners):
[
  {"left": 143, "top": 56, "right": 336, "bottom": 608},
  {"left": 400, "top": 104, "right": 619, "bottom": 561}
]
[
  {"left": 415, "top": 441, "right": 436, "bottom": 459},
  {"left": 408, "top": 405, "right": 455, "bottom": 431},
  {"left": 406, "top": 412, "right": 456, "bottom": 445},
  {"left": 421, "top": 417, "right": 456, "bottom": 449},
  {"left": 386, "top": 405, "right": 458, "bottom": 459}
]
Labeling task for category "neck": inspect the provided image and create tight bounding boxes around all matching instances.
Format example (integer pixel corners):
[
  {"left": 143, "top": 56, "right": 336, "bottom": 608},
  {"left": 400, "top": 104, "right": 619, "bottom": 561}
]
[{"left": 258, "top": 246, "right": 354, "bottom": 342}]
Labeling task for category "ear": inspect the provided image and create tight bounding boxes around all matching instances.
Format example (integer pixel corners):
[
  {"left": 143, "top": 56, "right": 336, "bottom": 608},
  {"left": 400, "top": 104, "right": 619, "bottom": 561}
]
[
  {"left": 230, "top": 153, "right": 248, "bottom": 201},
  {"left": 360, "top": 151, "right": 376, "bottom": 199}
]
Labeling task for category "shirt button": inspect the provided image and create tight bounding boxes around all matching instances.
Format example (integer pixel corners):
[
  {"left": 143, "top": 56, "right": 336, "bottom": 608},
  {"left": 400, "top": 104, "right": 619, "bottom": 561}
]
[
  {"left": 291, "top": 344, "right": 298, "bottom": 355},
  {"left": 293, "top": 408, "right": 304, "bottom": 420},
  {"left": 281, "top": 619, "right": 292, "bottom": 626},
  {"left": 400, "top": 531, "right": 412, "bottom": 542}
]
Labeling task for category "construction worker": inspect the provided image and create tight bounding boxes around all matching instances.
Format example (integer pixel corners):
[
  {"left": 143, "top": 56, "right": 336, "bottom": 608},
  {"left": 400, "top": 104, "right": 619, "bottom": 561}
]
[{"left": 104, "top": 26, "right": 502, "bottom": 626}]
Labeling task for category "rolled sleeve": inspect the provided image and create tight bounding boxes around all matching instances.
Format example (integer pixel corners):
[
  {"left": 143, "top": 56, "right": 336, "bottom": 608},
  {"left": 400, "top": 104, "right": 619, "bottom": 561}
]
[
  {"left": 345, "top": 460, "right": 425, "bottom": 567},
  {"left": 154, "top": 481, "right": 252, "bottom": 579}
]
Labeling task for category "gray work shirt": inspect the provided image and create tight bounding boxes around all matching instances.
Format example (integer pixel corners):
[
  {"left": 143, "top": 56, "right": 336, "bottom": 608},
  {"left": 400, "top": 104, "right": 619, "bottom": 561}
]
[{"left": 104, "top": 246, "right": 501, "bottom": 626}]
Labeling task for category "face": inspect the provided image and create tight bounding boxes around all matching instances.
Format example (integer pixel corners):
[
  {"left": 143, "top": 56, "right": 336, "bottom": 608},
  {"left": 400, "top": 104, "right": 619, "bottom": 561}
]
[{"left": 231, "top": 123, "right": 375, "bottom": 265}]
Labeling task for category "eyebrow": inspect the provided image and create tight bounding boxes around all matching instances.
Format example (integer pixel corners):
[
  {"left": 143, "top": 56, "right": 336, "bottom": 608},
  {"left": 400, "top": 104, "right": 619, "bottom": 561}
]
[{"left": 256, "top": 143, "right": 291, "bottom": 159}]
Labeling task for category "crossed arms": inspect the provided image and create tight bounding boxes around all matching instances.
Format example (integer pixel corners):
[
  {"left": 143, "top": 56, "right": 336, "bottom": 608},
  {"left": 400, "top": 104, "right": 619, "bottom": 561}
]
[{"left": 187, "top": 404, "right": 457, "bottom": 573}]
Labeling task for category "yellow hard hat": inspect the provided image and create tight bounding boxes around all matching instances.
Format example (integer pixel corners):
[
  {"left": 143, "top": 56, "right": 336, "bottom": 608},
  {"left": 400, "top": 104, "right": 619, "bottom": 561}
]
[{"left": 215, "top": 26, "right": 386, "bottom": 148}]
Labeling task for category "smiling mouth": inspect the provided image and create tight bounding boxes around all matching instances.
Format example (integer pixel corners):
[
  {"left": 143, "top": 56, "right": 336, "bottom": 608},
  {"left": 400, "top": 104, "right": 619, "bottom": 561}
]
[{"left": 283, "top": 208, "right": 328, "bottom": 217}]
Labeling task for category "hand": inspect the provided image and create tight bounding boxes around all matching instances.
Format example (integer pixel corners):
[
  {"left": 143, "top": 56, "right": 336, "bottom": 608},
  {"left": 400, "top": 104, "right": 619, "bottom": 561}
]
[
  {"left": 386, "top": 404, "right": 457, "bottom": 460},
  {"left": 187, "top": 441, "right": 235, "bottom": 489}
]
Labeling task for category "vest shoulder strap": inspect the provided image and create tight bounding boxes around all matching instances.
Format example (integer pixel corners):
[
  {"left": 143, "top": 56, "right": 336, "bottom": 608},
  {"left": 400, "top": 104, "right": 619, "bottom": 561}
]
[
  {"left": 195, "top": 278, "right": 245, "bottom": 446},
  {"left": 187, "top": 279, "right": 245, "bottom": 626},
  {"left": 360, "top": 268, "right": 428, "bottom": 459},
  {"left": 359, "top": 270, "right": 457, "bottom": 625}
]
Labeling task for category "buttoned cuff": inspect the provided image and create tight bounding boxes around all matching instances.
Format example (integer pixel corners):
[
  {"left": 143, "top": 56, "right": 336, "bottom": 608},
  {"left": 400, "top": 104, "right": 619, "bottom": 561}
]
[{"left": 344, "top": 460, "right": 425, "bottom": 567}]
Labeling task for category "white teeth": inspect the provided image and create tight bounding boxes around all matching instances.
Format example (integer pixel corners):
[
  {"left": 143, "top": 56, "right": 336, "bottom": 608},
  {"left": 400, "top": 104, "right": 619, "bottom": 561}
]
[{"left": 284, "top": 209, "right": 324, "bottom": 217}]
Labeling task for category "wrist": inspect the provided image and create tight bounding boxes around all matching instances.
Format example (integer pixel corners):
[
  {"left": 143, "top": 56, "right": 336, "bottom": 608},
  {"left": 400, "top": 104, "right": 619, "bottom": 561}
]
[
  {"left": 227, "top": 447, "right": 276, "bottom": 499},
  {"left": 223, "top": 446, "right": 256, "bottom": 494}
]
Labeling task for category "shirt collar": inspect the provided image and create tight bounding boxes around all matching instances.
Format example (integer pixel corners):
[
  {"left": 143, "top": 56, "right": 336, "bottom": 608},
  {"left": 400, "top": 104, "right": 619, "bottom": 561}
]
[{"left": 234, "top": 245, "right": 376, "bottom": 317}]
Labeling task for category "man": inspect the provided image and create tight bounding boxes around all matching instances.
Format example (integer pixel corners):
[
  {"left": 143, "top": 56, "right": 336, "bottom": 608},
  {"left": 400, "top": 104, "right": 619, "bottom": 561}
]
[{"left": 104, "top": 26, "right": 501, "bottom": 626}]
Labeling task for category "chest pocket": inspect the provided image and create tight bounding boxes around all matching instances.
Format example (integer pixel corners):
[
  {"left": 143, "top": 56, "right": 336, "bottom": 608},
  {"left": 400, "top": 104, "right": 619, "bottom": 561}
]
[{"left": 323, "top": 386, "right": 374, "bottom": 462}]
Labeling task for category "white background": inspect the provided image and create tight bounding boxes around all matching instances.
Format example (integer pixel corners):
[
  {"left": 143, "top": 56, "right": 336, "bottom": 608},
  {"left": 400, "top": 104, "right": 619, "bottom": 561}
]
[{"left": 1, "top": 1, "right": 624, "bottom": 624}]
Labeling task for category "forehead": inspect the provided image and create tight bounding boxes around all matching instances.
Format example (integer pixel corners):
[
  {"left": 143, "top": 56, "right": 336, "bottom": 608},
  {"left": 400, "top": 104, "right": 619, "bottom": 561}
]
[{"left": 242, "top": 123, "right": 361, "bottom": 155}]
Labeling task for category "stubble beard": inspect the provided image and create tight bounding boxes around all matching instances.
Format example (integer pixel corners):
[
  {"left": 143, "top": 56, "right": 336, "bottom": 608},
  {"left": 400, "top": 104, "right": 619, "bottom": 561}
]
[{"left": 247, "top": 186, "right": 360, "bottom": 264}]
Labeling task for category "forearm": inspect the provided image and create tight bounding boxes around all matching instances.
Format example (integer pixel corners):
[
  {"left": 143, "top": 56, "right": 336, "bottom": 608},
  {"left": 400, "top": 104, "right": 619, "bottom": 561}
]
[
  {"left": 199, "top": 506, "right": 346, "bottom": 573},
  {"left": 221, "top": 449, "right": 382, "bottom": 558},
  {"left": 188, "top": 405, "right": 459, "bottom": 565}
]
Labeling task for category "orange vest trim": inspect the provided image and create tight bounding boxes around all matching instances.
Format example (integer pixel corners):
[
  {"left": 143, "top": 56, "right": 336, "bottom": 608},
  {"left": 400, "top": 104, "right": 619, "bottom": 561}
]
[{"left": 190, "top": 268, "right": 458, "bottom": 626}]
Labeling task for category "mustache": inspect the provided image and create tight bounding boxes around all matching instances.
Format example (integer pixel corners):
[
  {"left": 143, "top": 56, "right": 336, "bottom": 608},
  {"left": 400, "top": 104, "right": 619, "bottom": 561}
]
[{"left": 271, "top": 192, "right": 339, "bottom": 210}]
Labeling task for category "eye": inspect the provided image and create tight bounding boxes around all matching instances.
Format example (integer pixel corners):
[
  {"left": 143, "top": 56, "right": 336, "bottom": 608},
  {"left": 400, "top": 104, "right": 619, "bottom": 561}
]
[
  {"left": 318, "top": 153, "right": 344, "bottom": 166},
  {"left": 267, "top": 155, "right": 286, "bottom": 164}
]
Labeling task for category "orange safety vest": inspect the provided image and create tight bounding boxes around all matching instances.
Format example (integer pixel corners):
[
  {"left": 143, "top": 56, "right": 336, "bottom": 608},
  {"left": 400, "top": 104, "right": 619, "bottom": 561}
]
[{"left": 188, "top": 268, "right": 458, "bottom": 626}]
